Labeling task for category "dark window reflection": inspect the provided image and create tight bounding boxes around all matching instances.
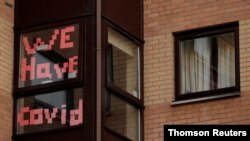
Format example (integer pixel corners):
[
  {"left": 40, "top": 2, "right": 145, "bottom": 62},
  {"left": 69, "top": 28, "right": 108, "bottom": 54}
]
[
  {"left": 17, "top": 88, "right": 83, "bottom": 134},
  {"left": 105, "top": 92, "right": 139, "bottom": 141}
]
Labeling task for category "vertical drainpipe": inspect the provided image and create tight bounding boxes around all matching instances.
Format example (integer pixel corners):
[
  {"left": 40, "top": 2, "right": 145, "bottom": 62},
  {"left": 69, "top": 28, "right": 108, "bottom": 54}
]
[{"left": 96, "top": 0, "right": 102, "bottom": 140}]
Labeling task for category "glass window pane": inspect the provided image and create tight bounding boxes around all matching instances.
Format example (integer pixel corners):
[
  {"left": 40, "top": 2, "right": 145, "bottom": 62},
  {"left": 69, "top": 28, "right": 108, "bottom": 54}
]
[
  {"left": 106, "top": 93, "right": 139, "bottom": 141},
  {"left": 16, "top": 88, "right": 83, "bottom": 134},
  {"left": 19, "top": 24, "right": 80, "bottom": 88},
  {"left": 108, "top": 28, "right": 140, "bottom": 98},
  {"left": 179, "top": 32, "right": 235, "bottom": 94}
]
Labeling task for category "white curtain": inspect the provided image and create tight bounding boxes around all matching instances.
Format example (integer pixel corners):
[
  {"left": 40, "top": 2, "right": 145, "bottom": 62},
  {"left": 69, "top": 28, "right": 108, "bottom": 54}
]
[
  {"left": 180, "top": 37, "right": 211, "bottom": 94},
  {"left": 217, "top": 34, "right": 235, "bottom": 88},
  {"left": 180, "top": 34, "right": 235, "bottom": 94}
]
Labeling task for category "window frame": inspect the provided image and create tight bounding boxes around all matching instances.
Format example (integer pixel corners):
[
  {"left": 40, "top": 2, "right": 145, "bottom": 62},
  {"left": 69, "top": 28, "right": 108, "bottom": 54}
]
[
  {"left": 12, "top": 17, "right": 90, "bottom": 137},
  {"left": 103, "top": 21, "right": 144, "bottom": 141},
  {"left": 13, "top": 18, "right": 85, "bottom": 95},
  {"left": 15, "top": 88, "right": 85, "bottom": 135},
  {"left": 106, "top": 30, "right": 141, "bottom": 100},
  {"left": 105, "top": 91, "right": 141, "bottom": 141},
  {"left": 173, "top": 22, "right": 240, "bottom": 101},
  {"left": 105, "top": 22, "right": 144, "bottom": 108}
]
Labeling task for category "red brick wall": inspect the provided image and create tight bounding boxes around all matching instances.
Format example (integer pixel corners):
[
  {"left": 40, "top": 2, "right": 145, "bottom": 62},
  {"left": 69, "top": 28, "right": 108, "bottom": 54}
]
[
  {"left": 144, "top": 0, "right": 250, "bottom": 141},
  {"left": 3, "top": 0, "right": 250, "bottom": 141},
  {"left": 0, "top": 0, "right": 14, "bottom": 141}
]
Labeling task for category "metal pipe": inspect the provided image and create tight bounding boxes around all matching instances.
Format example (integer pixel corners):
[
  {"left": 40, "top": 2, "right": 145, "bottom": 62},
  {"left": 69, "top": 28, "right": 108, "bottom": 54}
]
[{"left": 96, "top": 0, "right": 102, "bottom": 140}]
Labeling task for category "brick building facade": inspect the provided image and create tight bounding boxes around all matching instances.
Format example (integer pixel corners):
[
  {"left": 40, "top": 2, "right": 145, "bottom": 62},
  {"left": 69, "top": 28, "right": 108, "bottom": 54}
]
[
  {"left": 0, "top": 0, "right": 13, "bottom": 141},
  {"left": 1, "top": 0, "right": 250, "bottom": 141},
  {"left": 144, "top": 0, "right": 250, "bottom": 140}
]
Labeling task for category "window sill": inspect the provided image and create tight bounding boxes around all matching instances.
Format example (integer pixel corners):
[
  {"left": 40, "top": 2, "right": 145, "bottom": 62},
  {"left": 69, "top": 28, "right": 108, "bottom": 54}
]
[{"left": 171, "top": 92, "right": 240, "bottom": 106}]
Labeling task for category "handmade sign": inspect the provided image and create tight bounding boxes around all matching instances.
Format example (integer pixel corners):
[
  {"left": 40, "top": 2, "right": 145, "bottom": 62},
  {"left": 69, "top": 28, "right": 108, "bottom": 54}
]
[
  {"left": 18, "top": 99, "right": 83, "bottom": 127},
  {"left": 19, "top": 24, "right": 80, "bottom": 87}
]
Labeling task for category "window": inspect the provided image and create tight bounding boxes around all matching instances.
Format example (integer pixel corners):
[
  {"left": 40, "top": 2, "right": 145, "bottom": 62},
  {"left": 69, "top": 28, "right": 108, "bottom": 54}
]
[
  {"left": 106, "top": 93, "right": 139, "bottom": 141},
  {"left": 107, "top": 28, "right": 140, "bottom": 98},
  {"left": 174, "top": 22, "right": 240, "bottom": 101},
  {"left": 105, "top": 26, "right": 143, "bottom": 141},
  {"left": 17, "top": 88, "right": 83, "bottom": 134},
  {"left": 14, "top": 19, "right": 85, "bottom": 135},
  {"left": 17, "top": 23, "right": 82, "bottom": 88}
]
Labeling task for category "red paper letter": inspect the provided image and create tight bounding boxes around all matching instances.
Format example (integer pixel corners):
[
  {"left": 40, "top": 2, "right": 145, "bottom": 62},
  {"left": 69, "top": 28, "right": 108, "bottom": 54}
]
[
  {"left": 60, "top": 26, "right": 75, "bottom": 49},
  {"left": 47, "top": 29, "right": 60, "bottom": 50},
  {"left": 61, "top": 105, "right": 66, "bottom": 125},
  {"left": 70, "top": 99, "right": 83, "bottom": 126},
  {"left": 54, "top": 62, "right": 68, "bottom": 79},
  {"left": 30, "top": 108, "right": 43, "bottom": 125},
  {"left": 37, "top": 63, "right": 52, "bottom": 79},
  {"left": 69, "top": 56, "right": 78, "bottom": 73},
  {"left": 23, "top": 37, "right": 37, "bottom": 55},
  {"left": 18, "top": 107, "right": 30, "bottom": 127},
  {"left": 23, "top": 29, "right": 59, "bottom": 55},
  {"left": 21, "top": 57, "right": 35, "bottom": 81},
  {"left": 44, "top": 108, "right": 58, "bottom": 124}
]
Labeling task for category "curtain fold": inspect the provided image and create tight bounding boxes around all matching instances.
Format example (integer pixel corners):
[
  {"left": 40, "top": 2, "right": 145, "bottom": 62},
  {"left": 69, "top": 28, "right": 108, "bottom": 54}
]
[
  {"left": 217, "top": 34, "right": 235, "bottom": 88},
  {"left": 180, "top": 37, "right": 211, "bottom": 94}
]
